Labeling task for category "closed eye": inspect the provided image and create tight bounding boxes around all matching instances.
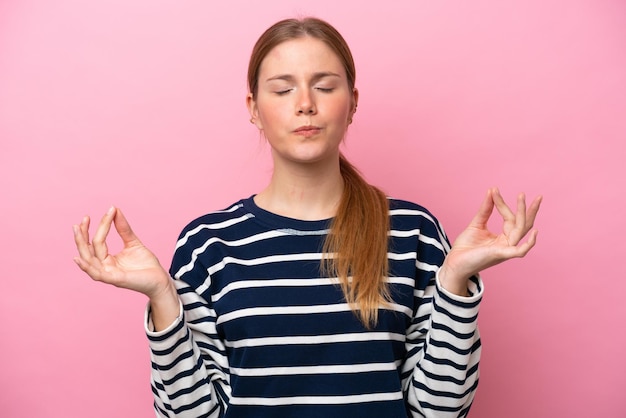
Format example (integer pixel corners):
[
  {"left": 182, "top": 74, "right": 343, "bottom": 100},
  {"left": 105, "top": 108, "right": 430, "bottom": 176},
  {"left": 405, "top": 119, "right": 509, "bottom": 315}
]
[
  {"left": 315, "top": 87, "right": 334, "bottom": 93},
  {"left": 275, "top": 89, "right": 293, "bottom": 95}
]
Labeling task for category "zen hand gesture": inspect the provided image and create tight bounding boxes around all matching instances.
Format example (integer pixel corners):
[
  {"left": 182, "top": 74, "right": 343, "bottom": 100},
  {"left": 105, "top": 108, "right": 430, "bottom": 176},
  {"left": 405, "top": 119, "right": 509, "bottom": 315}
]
[
  {"left": 73, "top": 207, "right": 171, "bottom": 299},
  {"left": 439, "top": 188, "right": 542, "bottom": 296}
]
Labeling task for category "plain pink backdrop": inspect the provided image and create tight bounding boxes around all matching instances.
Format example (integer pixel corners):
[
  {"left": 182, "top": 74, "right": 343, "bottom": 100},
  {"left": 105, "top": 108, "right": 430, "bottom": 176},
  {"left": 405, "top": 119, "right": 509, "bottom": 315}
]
[{"left": 1, "top": 0, "right": 625, "bottom": 417}]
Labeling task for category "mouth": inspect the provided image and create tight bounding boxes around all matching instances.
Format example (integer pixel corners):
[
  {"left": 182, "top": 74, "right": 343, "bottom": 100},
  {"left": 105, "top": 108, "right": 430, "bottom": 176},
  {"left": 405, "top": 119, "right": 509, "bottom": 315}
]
[{"left": 293, "top": 126, "right": 322, "bottom": 137}]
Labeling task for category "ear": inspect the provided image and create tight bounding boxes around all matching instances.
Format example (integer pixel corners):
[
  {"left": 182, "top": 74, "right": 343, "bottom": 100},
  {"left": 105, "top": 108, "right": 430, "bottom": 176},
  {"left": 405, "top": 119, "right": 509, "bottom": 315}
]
[
  {"left": 351, "top": 88, "right": 359, "bottom": 112},
  {"left": 246, "top": 93, "right": 263, "bottom": 129},
  {"left": 348, "top": 88, "right": 359, "bottom": 124}
]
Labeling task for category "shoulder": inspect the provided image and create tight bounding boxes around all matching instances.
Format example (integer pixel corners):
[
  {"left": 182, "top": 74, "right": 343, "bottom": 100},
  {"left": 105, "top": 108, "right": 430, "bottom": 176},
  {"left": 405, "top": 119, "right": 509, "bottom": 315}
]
[
  {"left": 169, "top": 197, "right": 258, "bottom": 278},
  {"left": 388, "top": 197, "right": 430, "bottom": 212},
  {"left": 387, "top": 197, "right": 449, "bottom": 241},
  {"left": 179, "top": 199, "right": 250, "bottom": 234},
  {"left": 173, "top": 197, "right": 255, "bottom": 250},
  {"left": 388, "top": 197, "right": 440, "bottom": 225}
]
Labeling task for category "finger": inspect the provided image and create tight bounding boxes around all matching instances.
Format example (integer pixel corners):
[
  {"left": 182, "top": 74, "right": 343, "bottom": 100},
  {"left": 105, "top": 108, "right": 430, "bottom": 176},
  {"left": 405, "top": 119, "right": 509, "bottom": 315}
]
[
  {"left": 469, "top": 188, "right": 495, "bottom": 227},
  {"left": 74, "top": 217, "right": 95, "bottom": 261},
  {"left": 92, "top": 206, "right": 116, "bottom": 261},
  {"left": 492, "top": 188, "right": 516, "bottom": 224},
  {"left": 73, "top": 225, "right": 105, "bottom": 281},
  {"left": 113, "top": 208, "right": 142, "bottom": 246},
  {"left": 506, "top": 228, "right": 538, "bottom": 259},
  {"left": 517, "top": 193, "right": 527, "bottom": 227},
  {"left": 79, "top": 215, "right": 96, "bottom": 257},
  {"left": 508, "top": 193, "right": 528, "bottom": 245},
  {"left": 525, "top": 195, "right": 542, "bottom": 230},
  {"left": 73, "top": 256, "right": 106, "bottom": 282},
  {"left": 510, "top": 194, "right": 543, "bottom": 245}
]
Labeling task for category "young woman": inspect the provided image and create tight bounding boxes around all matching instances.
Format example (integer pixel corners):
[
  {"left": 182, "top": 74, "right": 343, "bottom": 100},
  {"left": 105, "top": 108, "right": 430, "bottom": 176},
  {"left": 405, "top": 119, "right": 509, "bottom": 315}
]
[{"left": 73, "top": 17, "right": 541, "bottom": 418}]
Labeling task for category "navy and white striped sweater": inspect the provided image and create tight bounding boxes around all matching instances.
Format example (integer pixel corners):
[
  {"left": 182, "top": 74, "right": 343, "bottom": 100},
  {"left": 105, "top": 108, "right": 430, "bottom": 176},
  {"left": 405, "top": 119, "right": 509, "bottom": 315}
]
[{"left": 146, "top": 196, "right": 482, "bottom": 418}]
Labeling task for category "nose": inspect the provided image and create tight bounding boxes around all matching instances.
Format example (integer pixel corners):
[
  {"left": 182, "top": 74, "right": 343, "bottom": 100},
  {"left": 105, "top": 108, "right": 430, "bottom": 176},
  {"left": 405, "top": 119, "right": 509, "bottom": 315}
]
[{"left": 297, "top": 89, "right": 316, "bottom": 115}]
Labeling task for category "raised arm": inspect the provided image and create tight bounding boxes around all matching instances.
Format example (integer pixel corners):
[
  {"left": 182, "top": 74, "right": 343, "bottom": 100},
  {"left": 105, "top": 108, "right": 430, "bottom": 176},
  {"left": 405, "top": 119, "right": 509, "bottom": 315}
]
[
  {"left": 73, "top": 207, "right": 229, "bottom": 417},
  {"left": 72, "top": 206, "right": 179, "bottom": 330},
  {"left": 439, "top": 188, "right": 542, "bottom": 296},
  {"left": 404, "top": 188, "right": 541, "bottom": 417}
]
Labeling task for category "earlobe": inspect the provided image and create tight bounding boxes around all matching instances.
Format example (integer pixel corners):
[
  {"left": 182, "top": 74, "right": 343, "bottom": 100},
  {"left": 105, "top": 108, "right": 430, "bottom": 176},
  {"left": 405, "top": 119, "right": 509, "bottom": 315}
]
[{"left": 246, "top": 93, "right": 262, "bottom": 129}]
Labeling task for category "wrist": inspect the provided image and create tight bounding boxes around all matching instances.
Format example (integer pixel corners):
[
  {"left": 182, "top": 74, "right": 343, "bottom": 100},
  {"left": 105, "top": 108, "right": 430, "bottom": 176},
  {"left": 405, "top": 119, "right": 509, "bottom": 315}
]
[
  {"left": 149, "top": 279, "right": 177, "bottom": 303},
  {"left": 438, "top": 264, "right": 470, "bottom": 297},
  {"left": 149, "top": 278, "right": 181, "bottom": 332}
]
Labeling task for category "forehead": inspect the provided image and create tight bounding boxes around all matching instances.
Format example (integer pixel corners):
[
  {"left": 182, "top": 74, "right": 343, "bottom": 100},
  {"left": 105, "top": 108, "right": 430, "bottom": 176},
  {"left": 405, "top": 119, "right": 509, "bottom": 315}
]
[{"left": 259, "top": 37, "right": 346, "bottom": 78}]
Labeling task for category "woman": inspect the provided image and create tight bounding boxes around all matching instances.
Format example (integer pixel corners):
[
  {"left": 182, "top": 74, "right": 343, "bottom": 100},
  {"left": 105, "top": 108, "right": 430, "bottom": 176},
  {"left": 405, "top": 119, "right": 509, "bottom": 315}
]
[{"left": 73, "top": 17, "right": 541, "bottom": 418}]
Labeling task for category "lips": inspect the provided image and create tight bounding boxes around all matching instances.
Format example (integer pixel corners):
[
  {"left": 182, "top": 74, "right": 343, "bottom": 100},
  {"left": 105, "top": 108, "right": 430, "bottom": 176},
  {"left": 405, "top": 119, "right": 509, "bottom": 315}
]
[
  {"left": 294, "top": 125, "right": 321, "bottom": 133},
  {"left": 293, "top": 126, "right": 322, "bottom": 138}
]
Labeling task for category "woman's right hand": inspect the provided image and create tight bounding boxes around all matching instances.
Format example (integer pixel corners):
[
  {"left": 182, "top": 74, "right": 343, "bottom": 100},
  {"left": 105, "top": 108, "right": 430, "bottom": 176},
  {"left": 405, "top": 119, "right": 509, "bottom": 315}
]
[
  {"left": 73, "top": 206, "right": 181, "bottom": 331},
  {"left": 73, "top": 206, "right": 172, "bottom": 299}
]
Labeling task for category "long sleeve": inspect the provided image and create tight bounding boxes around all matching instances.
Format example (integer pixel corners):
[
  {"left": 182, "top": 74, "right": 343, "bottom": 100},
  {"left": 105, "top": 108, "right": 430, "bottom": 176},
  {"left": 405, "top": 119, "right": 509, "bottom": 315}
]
[
  {"left": 146, "top": 279, "right": 231, "bottom": 417},
  {"left": 403, "top": 273, "right": 482, "bottom": 417},
  {"left": 398, "top": 205, "right": 483, "bottom": 417},
  {"left": 145, "top": 212, "right": 237, "bottom": 418}
]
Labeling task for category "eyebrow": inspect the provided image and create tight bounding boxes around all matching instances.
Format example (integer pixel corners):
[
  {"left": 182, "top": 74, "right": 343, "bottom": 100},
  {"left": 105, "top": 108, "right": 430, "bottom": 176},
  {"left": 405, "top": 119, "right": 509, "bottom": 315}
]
[{"left": 265, "top": 71, "right": 342, "bottom": 83}]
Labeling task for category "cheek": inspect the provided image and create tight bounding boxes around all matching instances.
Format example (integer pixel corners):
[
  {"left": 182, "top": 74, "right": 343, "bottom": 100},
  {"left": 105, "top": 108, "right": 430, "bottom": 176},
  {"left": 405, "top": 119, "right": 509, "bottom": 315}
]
[
  {"left": 326, "top": 99, "right": 351, "bottom": 121},
  {"left": 258, "top": 101, "right": 288, "bottom": 126},
  {"left": 328, "top": 94, "right": 351, "bottom": 111}
]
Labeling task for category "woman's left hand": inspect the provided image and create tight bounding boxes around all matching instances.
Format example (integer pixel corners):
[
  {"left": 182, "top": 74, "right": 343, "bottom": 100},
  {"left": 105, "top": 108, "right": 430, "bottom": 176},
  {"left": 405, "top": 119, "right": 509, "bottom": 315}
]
[{"left": 438, "top": 188, "right": 542, "bottom": 296}]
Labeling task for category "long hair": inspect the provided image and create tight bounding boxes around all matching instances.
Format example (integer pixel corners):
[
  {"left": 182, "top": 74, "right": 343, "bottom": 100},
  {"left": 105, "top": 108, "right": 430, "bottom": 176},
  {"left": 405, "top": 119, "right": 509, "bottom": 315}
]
[{"left": 247, "top": 17, "right": 391, "bottom": 327}]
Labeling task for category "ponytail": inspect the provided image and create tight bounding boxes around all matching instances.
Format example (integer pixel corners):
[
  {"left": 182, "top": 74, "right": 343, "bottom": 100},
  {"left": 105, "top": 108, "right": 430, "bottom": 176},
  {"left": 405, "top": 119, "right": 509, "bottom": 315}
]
[{"left": 322, "top": 154, "right": 390, "bottom": 328}]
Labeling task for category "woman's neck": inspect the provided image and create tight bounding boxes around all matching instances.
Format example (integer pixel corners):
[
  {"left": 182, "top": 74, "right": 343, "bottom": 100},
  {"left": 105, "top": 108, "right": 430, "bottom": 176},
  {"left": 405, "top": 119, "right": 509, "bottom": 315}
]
[{"left": 254, "top": 157, "right": 344, "bottom": 221}]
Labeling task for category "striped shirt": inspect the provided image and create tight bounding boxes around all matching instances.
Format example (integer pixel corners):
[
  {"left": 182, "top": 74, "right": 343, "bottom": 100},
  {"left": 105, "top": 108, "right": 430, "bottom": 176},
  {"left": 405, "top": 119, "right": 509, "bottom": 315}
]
[{"left": 146, "top": 196, "right": 483, "bottom": 418}]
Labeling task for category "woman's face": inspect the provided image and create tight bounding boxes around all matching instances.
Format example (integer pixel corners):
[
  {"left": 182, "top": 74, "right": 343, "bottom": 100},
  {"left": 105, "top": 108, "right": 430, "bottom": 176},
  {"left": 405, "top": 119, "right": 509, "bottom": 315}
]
[{"left": 247, "top": 37, "right": 357, "bottom": 168}]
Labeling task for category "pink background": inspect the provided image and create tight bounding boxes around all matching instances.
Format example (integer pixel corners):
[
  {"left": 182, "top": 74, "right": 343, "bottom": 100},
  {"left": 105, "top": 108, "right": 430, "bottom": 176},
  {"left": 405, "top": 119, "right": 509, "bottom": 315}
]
[{"left": 1, "top": 0, "right": 625, "bottom": 417}]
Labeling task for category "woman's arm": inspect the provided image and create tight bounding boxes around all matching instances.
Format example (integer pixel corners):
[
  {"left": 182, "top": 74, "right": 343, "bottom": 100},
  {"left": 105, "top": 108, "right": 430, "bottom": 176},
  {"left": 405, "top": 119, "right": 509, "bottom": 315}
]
[
  {"left": 73, "top": 207, "right": 180, "bottom": 329},
  {"left": 438, "top": 188, "right": 542, "bottom": 296},
  {"left": 403, "top": 272, "right": 482, "bottom": 417},
  {"left": 73, "top": 207, "right": 229, "bottom": 417},
  {"left": 148, "top": 279, "right": 230, "bottom": 417},
  {"left": 403, "top": 188, "right": 541, "bottom": 417}
]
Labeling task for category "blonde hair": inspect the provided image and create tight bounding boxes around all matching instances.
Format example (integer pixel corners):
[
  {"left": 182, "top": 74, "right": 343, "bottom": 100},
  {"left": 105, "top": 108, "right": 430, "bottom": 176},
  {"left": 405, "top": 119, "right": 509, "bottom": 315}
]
[{"left": 248, "top": 17, "right": 391, "bottom": 327}]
